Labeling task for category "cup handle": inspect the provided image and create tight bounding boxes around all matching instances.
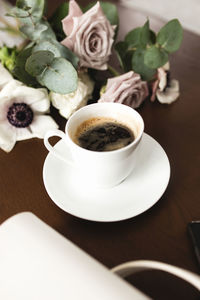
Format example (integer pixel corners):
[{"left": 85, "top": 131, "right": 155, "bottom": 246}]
[
  {"left": 111, "top": 260, "right": 200, "bottom": 291},
  {"left": 44, "top": 129, "right": 74, "bottom": 167}
]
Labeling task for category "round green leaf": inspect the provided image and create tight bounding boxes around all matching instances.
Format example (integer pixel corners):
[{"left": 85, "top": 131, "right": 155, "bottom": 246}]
[
  {"left": 157, "top": 19, "right": 183, "bottom": 53},
  {"left": 100, "top": 2, "right": 119, "bottom": 26},
  {"left": 37, "top": 57, "right": 78, "bottom": 94},
  {"left": 39, "top": 20, "right": 57, "bottom": 41},
  {"left": 57, "top": 44, "right": 79, "bottom": 69},
  {"left": 140, "top": 20, "right": 151, "bottom": 47},
  {"left": 144, "top": 46, "right": 169, "bottom": 69},
  {"left": 33, "top": 40, "right": 61, "bottom": 57},
  {"left": 13, "top": 47, "right": 39, "bottom": 86},
  {"left": 17, "top": 0, "right": 45, "bottom": 22},
  {"left": 132, "top": 48, "right": 156, "bottom": 81},
  {"left": 20, "top": 21, "right": 47, "bottom": 41},
  {"left": 33, "top": 40, "right": 79, "bottom": 69},
  {"left": 25, "top": 50, "right": 54, "bottom": 76},
  {"left": 125, "top": 28, "right": 142, "bottom": 48}
]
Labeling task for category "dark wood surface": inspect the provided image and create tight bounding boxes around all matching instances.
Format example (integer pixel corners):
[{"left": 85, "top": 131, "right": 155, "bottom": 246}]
[{"left": 2, "top": 1, "right": 200, "bottom": 299}]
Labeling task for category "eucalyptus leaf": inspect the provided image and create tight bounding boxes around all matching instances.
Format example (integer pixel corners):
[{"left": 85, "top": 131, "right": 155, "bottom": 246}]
[
  {"left": 25, "top": 50, "right": 54, "bottom": 76},
  {"left": 99, "top": 2, "right": 119, "bottom": 26},
  {"left": 140, "top": 20, "right": 151, "bottom": 47},
  {"left": 33, "top": 39, "right": 79, "bottom": 69},
  {"left": 6, "top": 7, "right": 29, "bottom": 18},
  {"left": 125, "top": 28, "right": 142, "bottom": 48},
  {"left": 20, "top": 21, "right": 47, "bottom": 40},
  {"left": 157, "top": 19, "right": 183, "bottom": 53},
  {"left": 125, "top": 24, "right": 156, "bottom": 49},
  {"left": 12, "top": 47, "right": 39, "bottom": 86},
  {"left": 36, "top": 57, "right": 78, "bottom": 94},
  {"left": 132, "top": 47, "right": 156, "bottom": 81},
  {"left": 33, "top": 40, "right": 61, "bottom": 57},
  {"left": 16, "top": 0, "right": 45, "bottom": 22},
  {"left": 55, "top": 43, "right": 79, "bottom": 69},
  {"left": 144, "top": 45, "right": 168, "bottom": 69},
  {"left": 39, "top": 20, "right": 57, "bottom": 40}
]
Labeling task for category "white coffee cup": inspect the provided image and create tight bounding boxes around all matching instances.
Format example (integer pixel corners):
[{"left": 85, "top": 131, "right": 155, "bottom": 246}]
[{"left": 44, "top": 103, "right": 144, "bottom": 188}]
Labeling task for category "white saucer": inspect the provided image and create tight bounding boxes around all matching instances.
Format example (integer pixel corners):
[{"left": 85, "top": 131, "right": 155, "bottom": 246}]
[{"left": 43, "top": 133, "right": 170, "bottom": 222}]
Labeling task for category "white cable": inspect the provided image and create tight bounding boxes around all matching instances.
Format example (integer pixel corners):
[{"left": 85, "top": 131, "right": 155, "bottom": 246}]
[{"left": 111, "top": 260, "right": 200, "bottom": 291}]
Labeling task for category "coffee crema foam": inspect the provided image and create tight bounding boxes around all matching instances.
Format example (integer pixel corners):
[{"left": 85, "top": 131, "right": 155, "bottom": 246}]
[{"left": 73, "top": 117, "right": 135, "bottom": 152}]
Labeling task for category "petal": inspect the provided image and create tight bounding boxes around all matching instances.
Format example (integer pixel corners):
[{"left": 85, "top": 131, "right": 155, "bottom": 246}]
[
  {"left": 0, "top": 63, "right": 13, "bottom": 90},
  {"left": 163, "top": 62, "right": 170, "bottom": 71},
  {"left": 0, "top": 80, "right": 22, "bottom": 99},
  {"left": 62, "top": 0, "right": 82, "bottom": 36},
  {"left": 61, "top": 36, "right": 74, "bottom": 50},
  {"left": 150, "top": 79, "right": 159, "bottom": 102},
  {"left": 106, "top": 72, "right": 135, "bottom": 90},
  {"left": 156, "top": 88, "right": 180, "bottom": 104},
  {"left": 158, "top": 68, "right": 167, "bottom": 92},
  {"left": 15, "top": 127, "right": 34, "bottom": 141},
  {"left": 29, "top": 115, "right": 58, "bottom": 139},
  {"left": 29, "top": 89, "right": 50, "bottom": 113},
  {"left": 50, "top": 78, "right": 91, "bottom": 119},
  {"left": 12, "top": 86, "right": 49, "bottom": 107},
  {"left": 0, "top": 96, "right": 13, "bottom": 121},
  {"left": 79, "top": 72, "right": 94, "bottom": 96},
  {"left": 59, "top": 96, "right": 88, "bottom": 119},
  {"left": 83, "top": 2, "right": 104, "bottom": 19},
  {"left": 168, "top": 79, "right": 179, "bottom": 92},
  {"left": 156, "top": 79, "right": 180, "bottom": 104},
  {"left": 0, "top": 121, "right": 16, "bottom": 152}
]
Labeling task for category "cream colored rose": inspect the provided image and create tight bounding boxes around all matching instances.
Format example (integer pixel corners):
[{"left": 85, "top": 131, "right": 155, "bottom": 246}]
[
  {"left": 98, "top": 71, "right": 149, "bottom": 109},
  {"left": 61, "top": 0, "right": 115, "bottom": 70},
  {"left": 50, "top": 73, "right": 94, "bottom": 119}
]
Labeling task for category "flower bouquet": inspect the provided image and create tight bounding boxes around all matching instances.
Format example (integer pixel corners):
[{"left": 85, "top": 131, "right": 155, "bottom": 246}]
[{"left": 0, "top": 0, "right": 183, "bottom": 152}]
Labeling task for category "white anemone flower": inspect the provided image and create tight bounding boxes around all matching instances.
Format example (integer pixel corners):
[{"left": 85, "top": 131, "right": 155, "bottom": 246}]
[
  {"left": 50, "top": 72, "right": 94, "bottom": 119},
  {"left": 0, "top": 79, "right": 58, "bottom": 152},
  {"left": 0, "top": 62, "right": 12, "bottom": 90}
]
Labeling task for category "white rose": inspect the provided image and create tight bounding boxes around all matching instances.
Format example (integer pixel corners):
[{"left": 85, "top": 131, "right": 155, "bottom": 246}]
[{"left": 50, "top": 73, "right": 94, "bottom": 119}]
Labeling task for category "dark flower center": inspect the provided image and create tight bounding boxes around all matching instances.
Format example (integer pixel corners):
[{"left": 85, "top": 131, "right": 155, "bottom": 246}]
[{"left": 7, "top": 103, "right": 33, "bottom": 128}]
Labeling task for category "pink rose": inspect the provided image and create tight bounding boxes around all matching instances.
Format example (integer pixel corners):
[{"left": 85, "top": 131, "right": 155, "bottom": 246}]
[
  {"left": 98, "top": 71, "right": 149, "bottom": 109},
  {"left": 61, "top": 0, "right": 115, "bottom": 70}
]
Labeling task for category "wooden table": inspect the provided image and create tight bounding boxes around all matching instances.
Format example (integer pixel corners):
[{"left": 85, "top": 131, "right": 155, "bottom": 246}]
[{"left": 2, "top": 1, "right": 200, "bottom": 298}]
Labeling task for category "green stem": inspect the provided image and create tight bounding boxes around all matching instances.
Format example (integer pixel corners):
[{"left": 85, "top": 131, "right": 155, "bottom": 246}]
[{"left": 107, "top": 65, "right": 120, "bottom": 77}]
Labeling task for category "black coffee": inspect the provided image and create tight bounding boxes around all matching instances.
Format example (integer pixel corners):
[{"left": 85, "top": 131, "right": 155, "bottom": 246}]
[{"left": 74, "top": 117, "right": 135, "bottom": 152}]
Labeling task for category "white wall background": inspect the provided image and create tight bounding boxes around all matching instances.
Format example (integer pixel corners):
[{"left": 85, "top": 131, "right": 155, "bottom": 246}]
[{"left": 121, "top": 0, "right": 200, "bottom": 35}]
